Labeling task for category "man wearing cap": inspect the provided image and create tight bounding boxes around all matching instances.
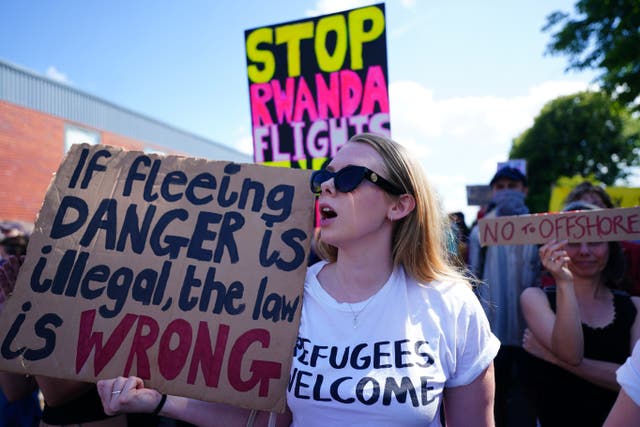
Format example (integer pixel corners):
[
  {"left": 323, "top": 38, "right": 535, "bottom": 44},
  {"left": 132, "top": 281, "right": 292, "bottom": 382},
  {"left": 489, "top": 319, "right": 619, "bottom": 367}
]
[{"left": 468, "top": 166, "right": 540, "bottom": 427}]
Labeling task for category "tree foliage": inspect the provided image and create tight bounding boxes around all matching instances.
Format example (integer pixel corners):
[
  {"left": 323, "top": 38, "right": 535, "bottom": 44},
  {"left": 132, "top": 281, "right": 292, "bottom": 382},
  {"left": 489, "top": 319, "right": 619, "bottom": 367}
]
[
  {"left": 509, "top": 91, "right": 640, "bottom": 213},
  {"left": 544, "top": 0, "right": 640, "bottom": 110}
]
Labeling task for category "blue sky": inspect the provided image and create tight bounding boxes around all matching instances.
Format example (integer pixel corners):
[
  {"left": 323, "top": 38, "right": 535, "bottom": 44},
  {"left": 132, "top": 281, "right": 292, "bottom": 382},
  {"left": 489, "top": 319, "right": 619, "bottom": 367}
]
[{"left": 2, "top": 0, "right": 620, "bottom": 221}]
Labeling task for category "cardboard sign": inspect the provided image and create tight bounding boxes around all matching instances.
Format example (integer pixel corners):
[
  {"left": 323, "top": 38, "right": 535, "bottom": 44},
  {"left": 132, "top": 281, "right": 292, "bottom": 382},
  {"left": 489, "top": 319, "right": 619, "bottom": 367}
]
[
  {"left": 245, "top": 3, "right": 390, "bottom": 169},
  {"left": 0, "top": 144, "right": 315, "bottom": 413},
  {"left": 496, "top": 159, "right": 527, "bottom": 176},
  {"left": 466, "top": 185, "right": 492, "bottom": 206},
  {"left": 479, "top": 207, "right": 640, "bottom": 246}
]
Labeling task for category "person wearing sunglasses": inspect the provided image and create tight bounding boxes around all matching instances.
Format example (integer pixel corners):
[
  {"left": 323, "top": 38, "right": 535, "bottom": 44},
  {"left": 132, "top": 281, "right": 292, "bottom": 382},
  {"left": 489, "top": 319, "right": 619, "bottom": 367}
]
[{"left": 92, "top": 132, "right": 498, "bottom": 426}]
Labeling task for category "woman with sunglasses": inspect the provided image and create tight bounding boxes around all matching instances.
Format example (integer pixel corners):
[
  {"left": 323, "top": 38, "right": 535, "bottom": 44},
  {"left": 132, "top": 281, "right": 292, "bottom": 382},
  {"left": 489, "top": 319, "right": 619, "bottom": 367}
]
[
  {"left": 95, "top": 132, "right": 499, "bottom": 426},
  {"left": 520, "top": 201, "right": 640, "bottom": 427}
]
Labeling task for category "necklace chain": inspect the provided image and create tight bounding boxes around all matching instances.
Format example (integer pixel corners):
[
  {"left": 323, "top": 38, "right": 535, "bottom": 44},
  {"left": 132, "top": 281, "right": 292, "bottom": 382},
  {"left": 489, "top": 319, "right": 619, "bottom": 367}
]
[{"left": 347, "top": 292, "right": 379, "bottom": 328}]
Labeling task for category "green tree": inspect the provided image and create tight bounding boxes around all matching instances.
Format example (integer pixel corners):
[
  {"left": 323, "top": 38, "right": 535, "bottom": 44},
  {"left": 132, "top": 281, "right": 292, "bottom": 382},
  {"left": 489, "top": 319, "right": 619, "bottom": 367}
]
[
  {"left": 544, "top": 0, "right": 640, "bottom": 110},
  {"left": 509, "top": 91, "right": 640, "bottom": 212}
]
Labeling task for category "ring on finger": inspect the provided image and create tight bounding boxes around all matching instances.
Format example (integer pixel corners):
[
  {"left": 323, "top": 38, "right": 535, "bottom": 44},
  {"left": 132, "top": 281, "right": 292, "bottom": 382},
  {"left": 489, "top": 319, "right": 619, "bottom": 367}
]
[{"left": 112, "top": 390, "right": 121, "bottom": 395}]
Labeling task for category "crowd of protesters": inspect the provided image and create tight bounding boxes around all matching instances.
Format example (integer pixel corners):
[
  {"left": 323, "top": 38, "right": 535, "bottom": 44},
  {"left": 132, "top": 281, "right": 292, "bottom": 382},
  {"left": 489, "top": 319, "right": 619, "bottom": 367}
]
[{"left": 1, "top": 137, "right": 639, "bottom": 426}]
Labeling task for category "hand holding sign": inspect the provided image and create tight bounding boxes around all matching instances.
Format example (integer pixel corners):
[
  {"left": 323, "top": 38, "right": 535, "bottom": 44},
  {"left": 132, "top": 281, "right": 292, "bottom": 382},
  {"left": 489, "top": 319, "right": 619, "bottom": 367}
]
[
  {"left": 98, "top": 376, "right": 161, "bottom": 416},
  {"left": 539, "top": 240, "right": 572, "bottom": 284}
]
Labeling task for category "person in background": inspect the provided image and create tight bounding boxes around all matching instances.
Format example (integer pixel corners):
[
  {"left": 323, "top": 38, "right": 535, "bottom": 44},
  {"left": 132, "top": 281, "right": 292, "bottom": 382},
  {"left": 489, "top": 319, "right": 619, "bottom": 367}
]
[
  {"left": 0, "top": 231, "right": 29, "bottom": 266},
  {"left": 562, "top": 181, "right": 640, "bottom": 295},
  {"left": 521, "top": 201, "right": 640, "bottom": 427},
  {"left": 448, "top": 211, "right": 470, "bottom": 267},
  {"left": 603, "top": 339, "right": 640, "bottom": 426},
  {"left": 0, "top": 254, "right": 132, "bottom": 427},
  {"left": 0, "top": 251, "right": 164, "bottom": 426},
  {"left": 93, "top": 133, "right": 499, "bottom": 426},
  {"left": 0, "top": 233, "right": 27, "bottom": 311},
  {"left": 468, "top": 166, "right": 540, "bottom": 427},
  {"left": 564, "top": 181, "right": 614, "bottom": 209},
  {"left": 0, "top": 229, "right": 42, "bottom": 427}
]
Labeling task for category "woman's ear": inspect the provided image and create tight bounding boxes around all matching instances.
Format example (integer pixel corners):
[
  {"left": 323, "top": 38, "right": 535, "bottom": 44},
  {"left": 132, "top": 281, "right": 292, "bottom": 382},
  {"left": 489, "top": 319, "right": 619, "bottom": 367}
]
[{"left": 387, "top": 194, "right": 415, "bottom": 221}]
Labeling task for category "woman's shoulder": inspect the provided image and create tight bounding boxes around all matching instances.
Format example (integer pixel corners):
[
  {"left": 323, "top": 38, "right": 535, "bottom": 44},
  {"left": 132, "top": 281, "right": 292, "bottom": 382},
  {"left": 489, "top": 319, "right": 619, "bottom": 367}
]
[
  {"left": 305, "top": 260, "right": 328, "bottom": 282},
  {"left": 409, "top": 275, "right": 479, "bottom": 308},
  {"left": 626, "top": 294, "right": 640, "bottom": 314},
  {"left": 612, "top": 289, "right": 638, "bottom": 305},
  {"left": 303, "top": 260, "right": 329, "bottom": 295},
  {"left": 609, "top": 291, "right": 639, "bottom": 326}
]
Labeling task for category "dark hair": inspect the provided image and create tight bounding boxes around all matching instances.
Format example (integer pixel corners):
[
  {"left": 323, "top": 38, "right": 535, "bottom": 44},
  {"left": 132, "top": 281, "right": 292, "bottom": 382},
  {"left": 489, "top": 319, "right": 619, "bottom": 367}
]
[
  {"left": 564, "top": 181, "right": 614, "bottom": 208},
  {"left": 561, "top": 201, "right": 626, "bottom": 290},
  {"left": 0, "top": 235, "right": 29, "bottom": 257},
  {"left": 449, "top": 211, "right": 470, "bottom": 241},
  {"left": 489, "top": 167, "right": 527, "bottom": 187},
  {"left": 596, "top": 239, "right": 628, "bottom": 291}
]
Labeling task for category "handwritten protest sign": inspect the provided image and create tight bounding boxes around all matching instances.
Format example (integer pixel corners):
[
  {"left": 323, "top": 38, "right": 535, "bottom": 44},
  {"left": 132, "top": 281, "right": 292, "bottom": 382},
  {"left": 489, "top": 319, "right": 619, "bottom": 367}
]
[
  {"left": 479, "top": 207, "right": 640, "bottom": 246},
  {"left": 245, "top": 3, "right": 390, "bottom": 169},
  {"left": 0, "top": 144, "right": 315, "bottom": 412},
  {"left": 466, "top": 185, "right": 492, "bottom": 206}
]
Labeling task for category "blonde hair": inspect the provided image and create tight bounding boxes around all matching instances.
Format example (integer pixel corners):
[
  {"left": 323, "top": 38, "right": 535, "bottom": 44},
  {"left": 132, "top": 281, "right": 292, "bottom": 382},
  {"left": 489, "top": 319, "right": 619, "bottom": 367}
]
[{"left": 315, "top": 133, "right": 468, "bottom": 285}]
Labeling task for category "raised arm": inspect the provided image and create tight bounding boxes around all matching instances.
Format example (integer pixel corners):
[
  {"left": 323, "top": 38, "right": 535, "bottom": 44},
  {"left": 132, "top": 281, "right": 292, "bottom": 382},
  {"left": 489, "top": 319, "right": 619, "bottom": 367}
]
[
  {"left": 97, "top": 376, "right": 291, "bottom": 427},
  {"left": 443, "top": 364, "right": 495, "bottom": 427},
  {"left": 520, "top": 240, "right": 583, "bottom": 365}
]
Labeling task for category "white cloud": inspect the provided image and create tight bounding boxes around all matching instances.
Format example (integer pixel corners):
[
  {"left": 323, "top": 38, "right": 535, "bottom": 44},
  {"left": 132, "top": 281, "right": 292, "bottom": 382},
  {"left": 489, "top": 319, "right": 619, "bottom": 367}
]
[
  {"left": 306, "top": 0, "right": 373, "bottom": 16},
  {"left": 397, "top": 135, "right": 431, "bottom": 158},
  {"left": 389, "top": 78, "right": 592, "bottom": 221},
  {"left": 235, "top": 74, "right": 594, "bottom": 223},
  {"left": 307, "top": 0, "right": 415, "bottom": 16},
  {"left": 232, "top": 126, "right": 254, "bottom": 155},
  {"left": 45, "top": 66, "right": 71, "bottom": 84}
]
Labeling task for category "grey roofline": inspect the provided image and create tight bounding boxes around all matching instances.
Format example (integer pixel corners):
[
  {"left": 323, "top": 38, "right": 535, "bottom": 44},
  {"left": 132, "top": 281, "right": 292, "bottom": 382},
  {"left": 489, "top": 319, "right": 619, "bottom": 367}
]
[{"left": 0, "top": 58, "right": 251, "bottom": 162}]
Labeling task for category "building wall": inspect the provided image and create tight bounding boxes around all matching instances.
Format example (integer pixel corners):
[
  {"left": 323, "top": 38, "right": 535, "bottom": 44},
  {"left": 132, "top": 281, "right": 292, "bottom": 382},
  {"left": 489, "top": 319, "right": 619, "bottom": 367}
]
[
  {"left": 1, "top": 101, "right": 63, "bottom": 222},
  {"left": 0, "top": 101, "right": 187, "bottom": 222},
  {"left": 0, "top": 60, "right": 251, "bottom": 225},
  {"left": 1, "top": 60, "right": 250, "bottom": 163}
]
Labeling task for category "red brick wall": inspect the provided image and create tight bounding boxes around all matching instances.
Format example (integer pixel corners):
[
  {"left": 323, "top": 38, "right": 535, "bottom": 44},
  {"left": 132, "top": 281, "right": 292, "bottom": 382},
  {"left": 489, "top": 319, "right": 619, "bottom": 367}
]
[
  {"left": 0, "top": 101, "right": 64, "bottom": 223},
  {"left": 0, "top": 101, "right": 182, "bottom": 223}
]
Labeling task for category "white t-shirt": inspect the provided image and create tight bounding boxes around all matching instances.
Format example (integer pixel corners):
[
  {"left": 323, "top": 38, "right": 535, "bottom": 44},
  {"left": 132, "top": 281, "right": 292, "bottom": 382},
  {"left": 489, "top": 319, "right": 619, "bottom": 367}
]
[
  {"left": 287, "top": 261, "right": 500, "bottom": 427},
  {"left": 617, "top": 339, "right": 640, "bottom": 405}
]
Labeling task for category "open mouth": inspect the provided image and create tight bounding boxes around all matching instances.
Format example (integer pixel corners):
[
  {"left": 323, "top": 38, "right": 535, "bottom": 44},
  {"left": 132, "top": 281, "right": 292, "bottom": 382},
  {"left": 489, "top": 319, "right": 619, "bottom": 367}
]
[
  {"left": 573, "top": 261, "right": 596, "bottom": 268},
  {"left": 320, "top": 206, "right": 337, "bottom": 219}
]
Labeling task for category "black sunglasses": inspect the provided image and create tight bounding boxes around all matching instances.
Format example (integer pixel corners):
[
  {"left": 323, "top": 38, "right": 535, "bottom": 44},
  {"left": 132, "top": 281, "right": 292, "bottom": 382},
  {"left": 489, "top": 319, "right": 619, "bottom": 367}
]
[{"left": 310, "top": 165, "right": 404, "bottom": 195}]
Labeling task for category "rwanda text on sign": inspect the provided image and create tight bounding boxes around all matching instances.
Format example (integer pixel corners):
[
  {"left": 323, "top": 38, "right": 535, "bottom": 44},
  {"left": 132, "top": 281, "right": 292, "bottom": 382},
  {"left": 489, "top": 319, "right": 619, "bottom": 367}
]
[
  {"left": 479, "top": 207, "right": 640, "bottom": 246},
  {"left": 245, "top": 3, "right": 390, "bottom": 169},
  {"left": 0, "top": 144, "right": 315, "bottom": 412}
]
